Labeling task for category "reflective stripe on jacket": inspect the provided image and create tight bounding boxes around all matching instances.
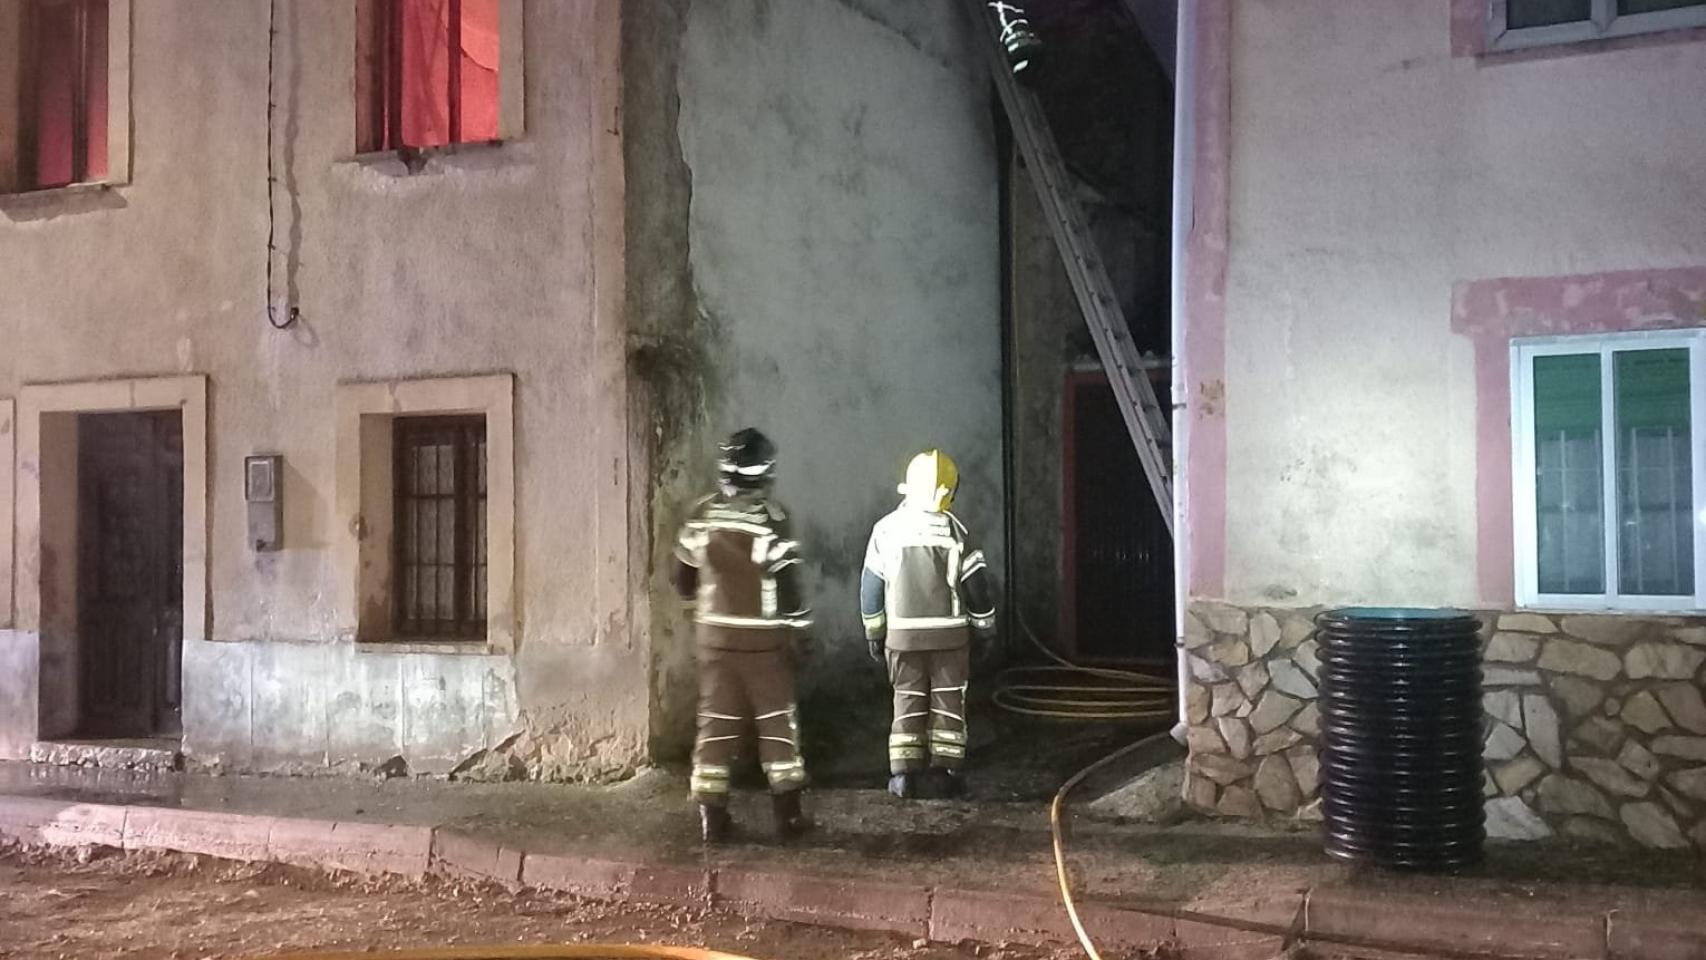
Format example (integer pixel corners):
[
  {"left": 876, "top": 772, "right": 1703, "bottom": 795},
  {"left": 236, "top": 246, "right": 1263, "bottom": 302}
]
[
  {"left": 861, "top": 507, "right": 995, "bottom": 652},
  {"left": 675, "top": 493, "right": 810, "bottom": 651}
]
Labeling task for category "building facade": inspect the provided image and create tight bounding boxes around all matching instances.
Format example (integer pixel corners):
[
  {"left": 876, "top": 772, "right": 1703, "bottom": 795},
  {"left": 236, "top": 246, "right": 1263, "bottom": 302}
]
[
  {"left": 0, "top": 0, "right": 1003, "bottom": 778},
  {"left": 1178, "top": 0, "right": 1706, "bottom": 850}
]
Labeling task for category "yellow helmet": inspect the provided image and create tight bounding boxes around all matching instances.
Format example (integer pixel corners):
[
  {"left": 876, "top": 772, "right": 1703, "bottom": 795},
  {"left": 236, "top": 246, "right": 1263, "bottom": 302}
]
[{"left": 899, "top": 449, "right": 959, "bottom": 512}]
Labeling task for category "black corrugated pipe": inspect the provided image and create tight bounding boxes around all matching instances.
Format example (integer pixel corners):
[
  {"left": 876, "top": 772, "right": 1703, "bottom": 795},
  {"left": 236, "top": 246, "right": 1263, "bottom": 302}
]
[{"left": 1317, "top": 607, "right": 1486, "bottom": 871}]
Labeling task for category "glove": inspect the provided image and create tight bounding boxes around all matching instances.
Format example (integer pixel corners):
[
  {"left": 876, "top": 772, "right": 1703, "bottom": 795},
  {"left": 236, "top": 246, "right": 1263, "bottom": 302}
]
[{"left": 868, "top": 639, "right": 884, "bottom": 664}]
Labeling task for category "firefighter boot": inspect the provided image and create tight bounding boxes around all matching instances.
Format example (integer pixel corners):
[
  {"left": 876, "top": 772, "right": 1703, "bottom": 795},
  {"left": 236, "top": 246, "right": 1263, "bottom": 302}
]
[
  {"left": 888, "top": 773, "right": 919, "bottom": 799},
  {"left": 699, "top": 803, "right": 732, "bottom": 844},
  {"left": 925, "top": 767, "right": 966, "bottom": 799},
  {"left": 772, "top": 790, "right": 813, "bottom": 839}
]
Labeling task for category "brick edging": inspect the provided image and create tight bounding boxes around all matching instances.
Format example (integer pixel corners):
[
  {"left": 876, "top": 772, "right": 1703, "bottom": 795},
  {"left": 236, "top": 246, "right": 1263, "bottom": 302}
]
[{"left": 3, "top": 795, "right": 1703, "bottom": 960}]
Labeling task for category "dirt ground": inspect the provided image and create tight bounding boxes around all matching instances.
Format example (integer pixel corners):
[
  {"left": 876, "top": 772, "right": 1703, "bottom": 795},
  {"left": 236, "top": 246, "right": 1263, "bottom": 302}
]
[
  {"left": 0, "top": 842, "right": 1081, "bottom": 960},
  {"left": 0, "top": 840, "right": 1475, "bottom": 960}
]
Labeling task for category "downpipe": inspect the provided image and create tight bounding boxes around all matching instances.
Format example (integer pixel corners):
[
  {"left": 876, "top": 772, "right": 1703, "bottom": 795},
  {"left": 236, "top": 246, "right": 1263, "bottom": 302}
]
[{"left": 1169, "top": 0, "right": 1198, "bottom": 744}]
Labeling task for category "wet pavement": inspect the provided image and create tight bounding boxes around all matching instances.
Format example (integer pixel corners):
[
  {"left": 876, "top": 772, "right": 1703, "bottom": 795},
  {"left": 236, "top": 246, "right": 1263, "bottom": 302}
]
[
  {"left": 2, "top": 746, "right": 1701, "bottom": 916},
  {"left": 3, "top": 698, "right": 1704, "bottom": 960}
]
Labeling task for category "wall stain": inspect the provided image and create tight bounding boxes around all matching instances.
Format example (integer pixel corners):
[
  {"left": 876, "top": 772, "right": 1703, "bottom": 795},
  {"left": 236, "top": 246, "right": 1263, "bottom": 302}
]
[
  {"left": 623, "top": 0, "right": 717, "bottom": 763},
  {"left": 1198, "top": 379, "right": 1225, "bottom": 417}
]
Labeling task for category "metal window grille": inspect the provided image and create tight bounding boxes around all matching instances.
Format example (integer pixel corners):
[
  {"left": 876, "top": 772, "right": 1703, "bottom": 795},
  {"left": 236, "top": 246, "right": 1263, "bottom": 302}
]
[{"left": 393, "top": 416, "right": 487, "bottom": 638}]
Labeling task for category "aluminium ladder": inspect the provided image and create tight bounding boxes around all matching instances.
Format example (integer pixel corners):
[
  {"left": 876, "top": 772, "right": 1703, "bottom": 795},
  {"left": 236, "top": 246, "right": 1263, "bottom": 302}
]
[{"left": 968, "top": 0, "right": 1175, "bottom": 535}]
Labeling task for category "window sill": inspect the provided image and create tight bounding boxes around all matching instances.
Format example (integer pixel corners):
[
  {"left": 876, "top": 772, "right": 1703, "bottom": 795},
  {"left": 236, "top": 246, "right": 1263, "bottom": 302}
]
[
  {"left": 1475, "top": 23, "right": 1706, "bottom": 62},
  {"left": 340, "top": 139, "right": 529, "bottom": 178},
  {"left": 1518, "top": 603, "right": 1705, "bottom": 617},
  {"left": 355, "top": 639, "right": 502, "bottom": 656},
  {"left": 0, "top": 180, "right": 125, "bottom": 211}
]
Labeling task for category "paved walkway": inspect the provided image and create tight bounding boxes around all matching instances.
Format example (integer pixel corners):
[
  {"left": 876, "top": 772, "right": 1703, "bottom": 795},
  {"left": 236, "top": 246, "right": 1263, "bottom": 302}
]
[{"left": 0, "top": 761, "right": 1702, "bottom": 959}]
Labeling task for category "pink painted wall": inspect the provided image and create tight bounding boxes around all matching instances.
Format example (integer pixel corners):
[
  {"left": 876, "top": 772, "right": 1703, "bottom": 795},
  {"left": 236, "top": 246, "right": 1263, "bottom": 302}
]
[
  {"left": 1451, "top": 0, "right": 1706, "bottom": 61},
  {"left": 1197, "top": 0, "right": 1706, "bottom": 608},
  {"left": 1455, "top": 267, "right": 1706, "bottom": 605}
]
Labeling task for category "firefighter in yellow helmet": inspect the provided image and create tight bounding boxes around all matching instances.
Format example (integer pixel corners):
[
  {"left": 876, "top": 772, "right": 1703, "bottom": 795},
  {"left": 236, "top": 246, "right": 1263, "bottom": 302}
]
[{"left": 860, "top": 450, "right": 997, "bottom": 799}]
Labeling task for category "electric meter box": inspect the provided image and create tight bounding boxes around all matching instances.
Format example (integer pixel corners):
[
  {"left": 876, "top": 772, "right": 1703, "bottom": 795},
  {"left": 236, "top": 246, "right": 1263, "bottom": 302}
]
[{"left": 245, "top": 454, "right": 283, "bottom": 552}]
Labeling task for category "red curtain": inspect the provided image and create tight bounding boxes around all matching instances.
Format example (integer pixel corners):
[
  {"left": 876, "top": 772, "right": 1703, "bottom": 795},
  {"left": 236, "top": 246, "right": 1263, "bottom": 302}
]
[
  {"left": 398, "top": 0, "right": 499, "bottom": 148},
  {"left": 28, "top": 0, "right": 108, "bottom": 188},
  {"left": 458, "top": 0, "right": 500, "bottom": 143}
]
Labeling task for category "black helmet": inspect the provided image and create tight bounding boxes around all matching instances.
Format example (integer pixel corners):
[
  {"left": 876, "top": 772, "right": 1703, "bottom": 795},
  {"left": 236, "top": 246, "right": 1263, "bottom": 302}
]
[{"left": 718, "top": 427, "right": 777, "bottom": 495}]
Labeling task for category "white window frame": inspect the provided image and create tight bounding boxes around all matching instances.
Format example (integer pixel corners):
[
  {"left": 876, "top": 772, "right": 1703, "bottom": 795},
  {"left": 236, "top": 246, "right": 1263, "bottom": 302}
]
[
  {"left": 334, "top": 375, "right": 517, "bottom": 653},
  {"left": 1512, "top": 329, "right": 1706, "bottom": 613},
  {"left": 1489, "top": 0, "right": 1706, "bottom": 52}
]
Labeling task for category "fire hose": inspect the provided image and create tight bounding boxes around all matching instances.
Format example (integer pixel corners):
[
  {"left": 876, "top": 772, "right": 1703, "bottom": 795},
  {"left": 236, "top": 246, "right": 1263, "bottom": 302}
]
[
  {"left": 991, "top": 620, "right": 1176, "bottom": 958},
  {"left": 992, "top": 619, "right": 1175, "bottom": 723},
  {"left": 994, "top": 621, "right": 1306, "bottom": 959},
  {"left": 268, "top": 947, "right": 764, "bottom": 960}
]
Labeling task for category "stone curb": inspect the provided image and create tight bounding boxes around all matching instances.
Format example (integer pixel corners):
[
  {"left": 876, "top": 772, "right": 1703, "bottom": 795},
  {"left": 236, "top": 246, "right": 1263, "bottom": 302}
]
[
  {"left": 3, "top": 795, "right": 1704, "bottom": 959},
  {"left": 1306, "top": 887, "right": 1604, "bottom": 960}
]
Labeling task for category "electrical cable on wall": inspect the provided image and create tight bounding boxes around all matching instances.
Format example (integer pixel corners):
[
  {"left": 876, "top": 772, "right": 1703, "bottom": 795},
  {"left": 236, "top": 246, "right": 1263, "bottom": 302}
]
[{"left": 265, "top": 0, "right": 298, "bottom": 330}]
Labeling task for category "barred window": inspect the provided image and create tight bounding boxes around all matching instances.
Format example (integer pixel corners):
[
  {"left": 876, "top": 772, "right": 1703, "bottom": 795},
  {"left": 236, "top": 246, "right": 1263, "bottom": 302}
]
[{"left": 393, "top": 416, "right": 487, "bottom": 638}]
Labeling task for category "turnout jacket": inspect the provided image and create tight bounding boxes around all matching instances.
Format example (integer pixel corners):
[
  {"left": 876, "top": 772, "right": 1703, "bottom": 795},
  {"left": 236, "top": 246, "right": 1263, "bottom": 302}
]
[
  {"left": 861, "top": 507, "right": 996, "bottom": 652},
  {"left": 674, "top": 493, "right": 811, "bottom": 651}
]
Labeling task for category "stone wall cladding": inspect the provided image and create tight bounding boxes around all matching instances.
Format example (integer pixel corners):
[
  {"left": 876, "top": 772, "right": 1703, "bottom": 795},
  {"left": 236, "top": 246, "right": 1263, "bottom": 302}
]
[
  {"left": 1182, "top": 602, "right": 1706, "bottom": 852},
  {"left": 1182, "top": 604, "right": 1325, "bottom": 823}
]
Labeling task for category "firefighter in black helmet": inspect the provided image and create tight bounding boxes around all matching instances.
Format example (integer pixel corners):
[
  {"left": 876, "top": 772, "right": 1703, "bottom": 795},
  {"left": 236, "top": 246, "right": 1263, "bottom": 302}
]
[{"left": 673, "top": 428, "right": 813, "bottom": 843}]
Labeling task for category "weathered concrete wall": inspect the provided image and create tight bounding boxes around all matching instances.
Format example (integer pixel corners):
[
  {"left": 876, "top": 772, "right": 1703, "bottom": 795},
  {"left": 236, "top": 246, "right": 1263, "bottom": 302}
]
[
  {"left": 0, "top": 631, "right": 38, "bottom": 758},
  {"left": 670, "top": 0, "right": 1004, "bottom": 706},
  {"left": 1215, "top": 2, "right": 1706, "bottom": 608},
  {"left": 1009, "top": 154, "right": 1076, "bottom": 648},
  {"left": 621, "top": 0, "right": 711, "bottom": 764},
  {"left": 0, "top": 2, "right": 643, "bottom": 777}
]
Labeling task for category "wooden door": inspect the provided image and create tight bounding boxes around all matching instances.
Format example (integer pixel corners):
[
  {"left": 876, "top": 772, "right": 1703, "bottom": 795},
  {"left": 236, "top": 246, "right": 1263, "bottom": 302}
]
[{"left": 77, "top": 411, "right": 183, "bottom": 738}]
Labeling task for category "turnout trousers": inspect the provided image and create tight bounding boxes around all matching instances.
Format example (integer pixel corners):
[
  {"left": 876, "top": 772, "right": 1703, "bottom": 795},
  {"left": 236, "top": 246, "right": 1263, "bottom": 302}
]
[
  {"left": 690, "top": 643, "right": 806, "bottom": 805},
  {"left": 885, "top": 647, "right": 970, "bottom": 774}
]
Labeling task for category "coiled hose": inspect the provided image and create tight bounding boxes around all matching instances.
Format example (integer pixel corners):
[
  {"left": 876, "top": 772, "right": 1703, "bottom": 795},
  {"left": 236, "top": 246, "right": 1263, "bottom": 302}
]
[
  {"left": 992, "top": 619, "right": 1175, "bottom": 722},
  {"left": 989, "top": 619, "right": 1176, "bottom": 959}
]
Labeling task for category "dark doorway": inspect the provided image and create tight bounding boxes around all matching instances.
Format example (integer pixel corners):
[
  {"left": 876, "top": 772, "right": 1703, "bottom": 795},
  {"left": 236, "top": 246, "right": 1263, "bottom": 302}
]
[
  {"left": 77, "top": 411, "right": 184, "bottom": 738},
  {"left": 1063, "top": 371, "right": 1173, "bottom": 663}
]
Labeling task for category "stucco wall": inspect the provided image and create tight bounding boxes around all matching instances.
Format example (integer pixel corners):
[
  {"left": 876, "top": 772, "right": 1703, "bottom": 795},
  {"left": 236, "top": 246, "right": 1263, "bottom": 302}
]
[
  {"left": 0, "top": 2, "right": 641, "bottom": 776},
  {"left": 1009, "top": 154, "right": 1077, "bottom": 649},
  {"left": 670, "top": 0, "right": 1004, "bottom": 718},
  {"left": 1214, "top": 2, "right": 1706, "bottom": 608}
]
